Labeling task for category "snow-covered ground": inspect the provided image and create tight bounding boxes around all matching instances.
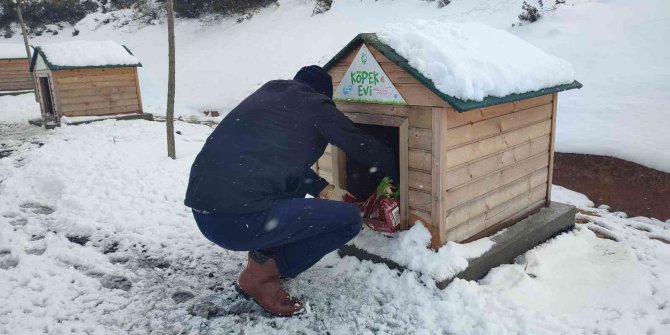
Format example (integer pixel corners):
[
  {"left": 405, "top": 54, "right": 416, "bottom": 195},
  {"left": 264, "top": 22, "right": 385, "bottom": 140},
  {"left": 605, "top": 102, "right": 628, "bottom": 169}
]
[
  {"left": 2, "top": 0, "right": 669, "bottom": 172},
  {"left": 1, "top": 116, "right": 669, "bottom": 334},
  {"left": 0, "top": 94, "right": 39, "bottom": 124}
]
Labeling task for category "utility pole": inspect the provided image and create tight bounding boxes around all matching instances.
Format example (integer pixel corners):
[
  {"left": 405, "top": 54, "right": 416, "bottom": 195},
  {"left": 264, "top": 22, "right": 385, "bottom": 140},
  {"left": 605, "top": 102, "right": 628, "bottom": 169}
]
[
  {"left": 15, "top": 0, "right": 36, "bottom": 91},
  {"left": 166, "top": 0, "right": 176, "bottom": 159}
]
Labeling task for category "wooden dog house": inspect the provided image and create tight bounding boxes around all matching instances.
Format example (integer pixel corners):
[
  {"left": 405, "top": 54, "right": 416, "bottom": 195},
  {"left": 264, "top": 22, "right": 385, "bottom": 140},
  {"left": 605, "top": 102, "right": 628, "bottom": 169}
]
[
  {"left": 0, "top": 44, "right": 33, "bottom": 92},
  {"left": 29, "top": 40, "right": 144, "bottom": 123},
  {"left": 319, "top": 33, "right": 582, "bottom": 247}
]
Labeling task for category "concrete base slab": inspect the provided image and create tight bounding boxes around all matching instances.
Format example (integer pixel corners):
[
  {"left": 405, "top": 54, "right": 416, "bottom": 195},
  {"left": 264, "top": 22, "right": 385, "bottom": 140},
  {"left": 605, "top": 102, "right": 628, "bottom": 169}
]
[
  {"left": 28, "top": 118, "right": 58, "bottom": 129},
  {"left": 28, "top": 113, "right": 154, "bottom": 129},
  {"left": 338, "top": 202, "right": 576, "bottom": 289}
]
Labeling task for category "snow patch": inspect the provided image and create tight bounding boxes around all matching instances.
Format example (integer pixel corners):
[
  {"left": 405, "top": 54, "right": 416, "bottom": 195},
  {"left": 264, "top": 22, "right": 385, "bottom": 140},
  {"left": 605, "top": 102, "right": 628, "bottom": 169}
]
[
  {"left": 378, "top": 20, "right": 575, "bottom": 101},
  {"left": 350, "top": 223, "right": 494, "bottom": 281},
  {"left": 551, "top": 185, "right": 594, "bottom": 208}
]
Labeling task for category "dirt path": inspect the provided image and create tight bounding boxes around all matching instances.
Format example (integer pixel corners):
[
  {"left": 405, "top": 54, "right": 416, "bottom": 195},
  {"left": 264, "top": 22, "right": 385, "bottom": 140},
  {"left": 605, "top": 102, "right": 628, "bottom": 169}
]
[{"left": 553, "top": 153, "right": 670, "bottom": 221}]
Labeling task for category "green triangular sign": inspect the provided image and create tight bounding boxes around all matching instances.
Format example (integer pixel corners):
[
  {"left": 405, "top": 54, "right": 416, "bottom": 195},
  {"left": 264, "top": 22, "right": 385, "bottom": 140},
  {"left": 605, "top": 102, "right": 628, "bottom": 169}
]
[{"left": 334, "top": 44, "right": 406, "bottom": 105}]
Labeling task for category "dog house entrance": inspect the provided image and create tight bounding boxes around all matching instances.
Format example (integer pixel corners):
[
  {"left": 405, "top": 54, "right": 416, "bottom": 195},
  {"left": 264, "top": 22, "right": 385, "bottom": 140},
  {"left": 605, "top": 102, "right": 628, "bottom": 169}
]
[
  {"left": 333, "top": 114, "right": 409, "bottom": 230},
  {"left": 38, "top": 77, "right": 55, "bottom": 119},
  {"left": 345, "top": 124, "right": 400, "bottom": 200}
]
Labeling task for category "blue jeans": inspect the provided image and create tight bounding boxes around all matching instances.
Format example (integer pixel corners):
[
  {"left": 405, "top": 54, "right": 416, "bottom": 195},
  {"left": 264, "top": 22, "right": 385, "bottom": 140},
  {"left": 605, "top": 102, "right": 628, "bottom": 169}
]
[{"left": 192, "top": 198, "right": 363, "bottom": 278}]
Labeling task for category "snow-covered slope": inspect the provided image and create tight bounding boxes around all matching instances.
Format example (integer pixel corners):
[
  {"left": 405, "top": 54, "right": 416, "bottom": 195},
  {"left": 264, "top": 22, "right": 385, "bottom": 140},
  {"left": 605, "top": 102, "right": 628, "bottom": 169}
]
[{"left": 2, "top": 0, "right": 669, "bottom": 172}]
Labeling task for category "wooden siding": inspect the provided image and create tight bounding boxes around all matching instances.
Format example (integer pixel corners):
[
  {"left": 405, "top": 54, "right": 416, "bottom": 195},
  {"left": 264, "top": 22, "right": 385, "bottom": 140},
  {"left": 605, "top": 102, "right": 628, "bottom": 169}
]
[
  {"left": 446, "top": 95, "right": 553, "bottom": 129},
  {"left": 446, "top": 119, "right": 552, "bottom": 169},
  {"left": 0, "top": 59, "right": 32, "bottom": 91},
  {"left": 52, "top": 67, "right": 142, "bottom": 117},
  {"left": 445, "top": 152, "right": 550, "bottom": 210},
  {"left": 441, "top": 94, "right": 555, "bottom": 243},
  {"left": 445, "top": 135, "right": 550, "bottom": 190},
  {"left": 444, "top": 187, "right": 547, "bottom": 242}
]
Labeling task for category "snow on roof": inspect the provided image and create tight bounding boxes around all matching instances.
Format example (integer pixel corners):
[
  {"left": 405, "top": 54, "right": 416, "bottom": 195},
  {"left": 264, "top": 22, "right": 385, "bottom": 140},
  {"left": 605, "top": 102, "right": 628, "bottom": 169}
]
[
  {"left": 39, "top": 40, "right": 140, "bottom": 68},
  {"left": 377, "top": 20, "right": 576, "bottom": 102},
  {"left": 0, "top": 43, "right": 32, "bottom": 59}
]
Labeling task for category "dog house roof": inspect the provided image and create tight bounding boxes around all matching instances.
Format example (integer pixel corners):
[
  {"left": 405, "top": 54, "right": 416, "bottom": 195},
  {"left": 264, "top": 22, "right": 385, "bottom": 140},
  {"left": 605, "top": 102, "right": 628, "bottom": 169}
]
[
  {"left": 323, "top": 22, "right": 582, "bottom": 112},
  {"left": 0, "top": 43, "right": 32, "bottom": 60},
  {"left": 30, "top": 40, "right": 142, "bottom": 71}
]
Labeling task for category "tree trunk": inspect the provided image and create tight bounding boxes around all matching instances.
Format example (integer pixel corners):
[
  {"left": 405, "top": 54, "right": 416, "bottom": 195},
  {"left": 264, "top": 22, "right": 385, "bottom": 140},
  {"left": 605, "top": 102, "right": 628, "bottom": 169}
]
[
  {"left": 166, "top": 0, "right": 176, "bottom": 159},
  {"left": 15, "top": 0, "right": 36, "bottom": 92}
]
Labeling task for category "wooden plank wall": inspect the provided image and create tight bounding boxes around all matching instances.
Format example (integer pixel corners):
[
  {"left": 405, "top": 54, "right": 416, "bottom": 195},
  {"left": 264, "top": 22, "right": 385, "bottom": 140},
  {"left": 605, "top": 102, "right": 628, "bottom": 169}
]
[
  {"left": 442, "top": 94, "right": 555, "bottom": 242},
  {"left": 0, "top": 59, "right": 33, "bottom": 91},
  {"left": 52, "top": 67, "right": 143, "bottom": 117}
]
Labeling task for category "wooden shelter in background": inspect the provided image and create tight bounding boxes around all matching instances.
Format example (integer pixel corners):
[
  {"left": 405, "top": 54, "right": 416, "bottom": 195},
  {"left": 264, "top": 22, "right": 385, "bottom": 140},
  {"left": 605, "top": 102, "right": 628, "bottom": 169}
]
[
  {"left": 319, "top": 33, "right": 582, "bottom": 247},
  {"left": 0, "top": 44, "right": 33, "bottom": 92},
  {"left": 29, "top": 43, "right": 144, "bottom": 123}
]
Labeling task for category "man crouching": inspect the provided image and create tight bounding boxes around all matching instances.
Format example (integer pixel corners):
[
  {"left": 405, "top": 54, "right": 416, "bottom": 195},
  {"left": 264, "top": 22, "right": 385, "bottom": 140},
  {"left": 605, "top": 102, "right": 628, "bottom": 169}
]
[{"left": 185, "top": 65, "right": 398, "bottom": 316}]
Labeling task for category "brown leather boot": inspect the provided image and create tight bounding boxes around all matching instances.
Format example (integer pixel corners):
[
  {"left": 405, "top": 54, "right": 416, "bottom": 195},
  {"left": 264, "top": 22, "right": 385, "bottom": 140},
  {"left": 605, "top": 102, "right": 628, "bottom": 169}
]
[{"left": 235, "top": 253, "right": 304, "bottom": 317}]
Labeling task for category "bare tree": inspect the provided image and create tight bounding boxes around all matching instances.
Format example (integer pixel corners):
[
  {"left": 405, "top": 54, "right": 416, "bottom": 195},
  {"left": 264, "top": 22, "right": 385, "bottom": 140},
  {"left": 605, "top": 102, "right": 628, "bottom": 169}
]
[
  {"left": 166, "top": 0, "right": 176, "bottom": 159},
  {"left": 15, "top": 0, "right": 36, "bottom": 91}
]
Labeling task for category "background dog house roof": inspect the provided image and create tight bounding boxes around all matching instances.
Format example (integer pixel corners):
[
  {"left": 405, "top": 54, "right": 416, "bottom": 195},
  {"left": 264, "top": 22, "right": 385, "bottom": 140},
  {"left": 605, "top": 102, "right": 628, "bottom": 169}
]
[
  {"left": 323, "top": 21, "right": 582, "bottom": 112},
  {"left": 30, "top": 40, "right": 142, "bottom": 71},
  {"left": 0, "top": 43, "right": 33, "bottom": 60}
]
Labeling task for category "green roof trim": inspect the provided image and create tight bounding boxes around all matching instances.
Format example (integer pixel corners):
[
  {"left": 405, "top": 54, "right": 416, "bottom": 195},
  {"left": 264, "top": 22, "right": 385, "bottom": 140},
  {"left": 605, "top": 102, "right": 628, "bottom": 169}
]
[
  {"left": 323, "top": 33, "right": 582, "bottom": 112},
  {"left": 30, "top": 45, "right": 142, "bottom": 72}
]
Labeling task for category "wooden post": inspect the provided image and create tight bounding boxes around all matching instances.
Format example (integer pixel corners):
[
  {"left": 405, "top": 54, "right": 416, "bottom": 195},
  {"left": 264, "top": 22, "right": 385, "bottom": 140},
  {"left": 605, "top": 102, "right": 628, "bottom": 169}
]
[
  {"left": 431, "top": 107, "right": 448, "bottom": 248},
  {"left": 166, "top": 0, "right": 176, "bottom": 159},
  {"left": 15, "top": 0, "right": 36, "bottom": 92},
  {"left": 332, "top": 146, "right": 346, "bottom": 189},
  {"left": 546, "top": 93, "right": 559, "bottom": 205},
  {"left": 398, "top": 119, "right": 409, "bottom": 230}
]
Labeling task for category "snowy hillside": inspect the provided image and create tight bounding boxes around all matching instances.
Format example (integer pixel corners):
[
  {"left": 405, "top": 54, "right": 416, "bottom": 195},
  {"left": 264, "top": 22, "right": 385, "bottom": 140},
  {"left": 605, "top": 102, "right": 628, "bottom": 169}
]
[
  {"left": 0, "top": 118, "right": 669, "bottom": 334},
  {"left": 2, "top": 0, "right": 669, "bottom": 172}
]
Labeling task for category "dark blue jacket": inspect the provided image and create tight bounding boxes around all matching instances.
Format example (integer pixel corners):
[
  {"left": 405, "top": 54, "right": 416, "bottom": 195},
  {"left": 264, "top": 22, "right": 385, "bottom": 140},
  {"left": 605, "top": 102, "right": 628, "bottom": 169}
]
[{"left": 185, "top": 80, "right": 399, "bottom": 214}]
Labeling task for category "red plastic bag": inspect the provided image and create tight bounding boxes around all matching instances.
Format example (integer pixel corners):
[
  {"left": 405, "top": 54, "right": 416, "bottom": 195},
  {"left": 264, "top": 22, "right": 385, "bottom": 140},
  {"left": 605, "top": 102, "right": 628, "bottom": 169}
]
[{"left": 359, "top": 177, "right": 400, "bottom": 234}]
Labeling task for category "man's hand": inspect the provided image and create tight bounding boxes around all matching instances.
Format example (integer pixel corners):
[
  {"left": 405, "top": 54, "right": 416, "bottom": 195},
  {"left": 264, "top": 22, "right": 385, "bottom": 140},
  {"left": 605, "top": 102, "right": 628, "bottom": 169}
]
[{"left": 319, "top": 184, "right": 357, "bottom": 202}]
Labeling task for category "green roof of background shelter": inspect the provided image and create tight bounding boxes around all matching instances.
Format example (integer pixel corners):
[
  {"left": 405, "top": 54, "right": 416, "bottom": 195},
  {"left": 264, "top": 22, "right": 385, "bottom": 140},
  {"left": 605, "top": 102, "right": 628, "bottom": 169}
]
[
  {"left": 323, "top": 33, "right": 583, "bottom": 113},
  {"left": 29, "top": 45, "right": 142, "bottom": 72}
]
